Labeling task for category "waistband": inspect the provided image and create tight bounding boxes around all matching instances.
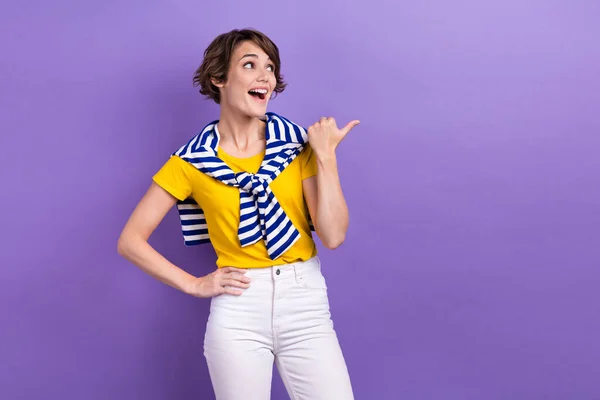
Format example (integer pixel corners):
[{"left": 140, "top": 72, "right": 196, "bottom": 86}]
[{"left": 241, "top": 256, "right": 321, "bottom": 279}]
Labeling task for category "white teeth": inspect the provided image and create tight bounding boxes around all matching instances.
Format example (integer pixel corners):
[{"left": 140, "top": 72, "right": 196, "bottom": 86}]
[{"left": 250, "top": 89, "right": 268, "bottom": 94}]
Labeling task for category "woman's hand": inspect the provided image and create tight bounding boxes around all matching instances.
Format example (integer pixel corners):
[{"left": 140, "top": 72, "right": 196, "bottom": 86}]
[
  {"left": 307, "top": 117, "right": 360, "bottom": 160},
  {"left": 186, "top": 267, "right": 251, "bottom": 298}
]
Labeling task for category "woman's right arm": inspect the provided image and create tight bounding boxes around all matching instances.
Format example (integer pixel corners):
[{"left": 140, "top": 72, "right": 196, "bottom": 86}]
[{"left": 117, "top": 182, "right": 250, "bottom": 297}]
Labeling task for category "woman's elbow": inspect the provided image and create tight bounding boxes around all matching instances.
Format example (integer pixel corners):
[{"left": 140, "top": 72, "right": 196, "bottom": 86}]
[
  {"left": 322, "top": 234, "right": 346, "bottom": 250},
  {"left": 117, "top": 234, "right": 129, "bottom": 257},
  {"left": 117, "top": 231, "right": 137, "bottom": 258}
]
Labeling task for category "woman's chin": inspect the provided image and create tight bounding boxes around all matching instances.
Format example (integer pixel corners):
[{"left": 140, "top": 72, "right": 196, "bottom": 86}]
[{"left": 248, "top": 103, "right": 269, "bottom": 118}]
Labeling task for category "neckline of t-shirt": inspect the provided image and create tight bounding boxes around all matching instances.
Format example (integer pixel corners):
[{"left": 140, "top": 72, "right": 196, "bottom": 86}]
[{"left": 217, "top": 146, "right": 266, "bottom": 162}]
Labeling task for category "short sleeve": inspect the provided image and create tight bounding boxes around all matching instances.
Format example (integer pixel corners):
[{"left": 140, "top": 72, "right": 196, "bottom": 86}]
[
  {"left": 300, "top": 144, "right": 318, "bottom": 180},
  {"left": 152, "top": 156, "right": 194, "bottom": 201}
]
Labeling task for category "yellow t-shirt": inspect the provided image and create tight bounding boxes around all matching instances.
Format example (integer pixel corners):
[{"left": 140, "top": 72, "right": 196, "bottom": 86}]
[{"left": 152, "top": 144, "right": 319, "bottom": 268}]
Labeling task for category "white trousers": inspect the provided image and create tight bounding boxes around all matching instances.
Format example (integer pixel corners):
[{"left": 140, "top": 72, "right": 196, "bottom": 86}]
[{"left": 203, "top": 256, "right": 354, "bottom": 400}]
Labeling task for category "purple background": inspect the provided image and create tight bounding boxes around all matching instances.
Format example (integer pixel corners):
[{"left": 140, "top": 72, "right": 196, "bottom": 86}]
[{"left": 2, "top": 1, "right": 599, "bottom": 399}]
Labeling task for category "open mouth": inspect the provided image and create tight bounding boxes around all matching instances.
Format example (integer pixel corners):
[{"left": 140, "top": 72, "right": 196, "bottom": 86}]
[{"left": 248, "top": 88, "right": 268, "bottom": 101}]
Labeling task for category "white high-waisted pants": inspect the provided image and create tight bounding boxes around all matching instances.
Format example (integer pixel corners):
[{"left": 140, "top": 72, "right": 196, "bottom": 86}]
[{"left": 203, "top": 256, "right": 354, "bottom": 400}]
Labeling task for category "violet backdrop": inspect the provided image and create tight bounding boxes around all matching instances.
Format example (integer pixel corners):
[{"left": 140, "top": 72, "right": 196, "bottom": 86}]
[{"left": 1, "top": 0, "right": 599, "bottom": 399}]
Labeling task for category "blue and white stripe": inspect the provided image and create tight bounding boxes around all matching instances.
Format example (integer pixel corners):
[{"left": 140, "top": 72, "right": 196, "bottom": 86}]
[{"left": 173, "top": 112, "right": 310, "bottom": 260}]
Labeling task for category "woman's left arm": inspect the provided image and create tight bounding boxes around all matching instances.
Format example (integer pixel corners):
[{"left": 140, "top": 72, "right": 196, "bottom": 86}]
[{"left": 303, "top": 117, "right": 360, "bottom": 249}]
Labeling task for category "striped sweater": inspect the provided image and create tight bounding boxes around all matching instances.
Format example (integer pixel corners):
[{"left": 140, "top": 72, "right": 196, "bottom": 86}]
[{"left": 172, "top": 112, "right": 314, "bottom": 260}]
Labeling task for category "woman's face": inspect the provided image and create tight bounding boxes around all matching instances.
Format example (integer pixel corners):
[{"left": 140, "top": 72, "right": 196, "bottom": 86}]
[{"left": 214, "top": 40, "right": 277, "bottom": 119}]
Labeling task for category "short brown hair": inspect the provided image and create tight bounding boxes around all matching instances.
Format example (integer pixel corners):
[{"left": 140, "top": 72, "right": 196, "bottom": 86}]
[{"left": 193, "top": 29, "right": 287, "bottom": 104}]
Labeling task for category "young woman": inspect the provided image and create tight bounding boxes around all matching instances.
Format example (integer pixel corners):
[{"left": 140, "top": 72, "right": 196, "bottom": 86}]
[{"left": 117, "top": 28, "right": 358, "bottom": 400}]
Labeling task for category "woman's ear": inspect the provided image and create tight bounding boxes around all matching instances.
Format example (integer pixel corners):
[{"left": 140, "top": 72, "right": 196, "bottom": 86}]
[{"left": 211, "top": 77, "right": 224, "bottom": 88}]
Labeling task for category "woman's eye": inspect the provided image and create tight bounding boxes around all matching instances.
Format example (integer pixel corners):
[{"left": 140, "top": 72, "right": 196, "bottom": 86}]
[{"left": 244, "top": 62, "right": 273, "bottom": 72}]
